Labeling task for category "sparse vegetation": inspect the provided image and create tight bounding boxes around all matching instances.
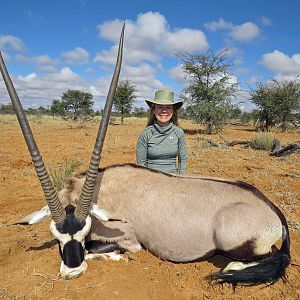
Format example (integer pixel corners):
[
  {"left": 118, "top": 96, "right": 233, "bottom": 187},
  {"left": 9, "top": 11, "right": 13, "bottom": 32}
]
[
  {"left": 50, "top": 89, "right": 94, "bottom": 121},
  {"left": 113, "top": 80, "right": 136, "bottom": 125},
  {"left": 250, "top": 79, "right": 300, "bottom": 131},
  {"left": 50, "top": 158, "right": 83, "bottom": 190},
  {"left": 177, "top": 49, "right": 238, "bottom": 134},
  {"left": 250, "top": 132, "right": 276, "bottom": 151}
]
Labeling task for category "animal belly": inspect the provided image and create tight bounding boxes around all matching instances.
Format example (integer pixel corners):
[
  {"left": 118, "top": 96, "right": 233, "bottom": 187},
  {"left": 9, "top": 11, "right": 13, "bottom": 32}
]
[{"left": 136, "top": 224, "right": 215, "bottom": 262}]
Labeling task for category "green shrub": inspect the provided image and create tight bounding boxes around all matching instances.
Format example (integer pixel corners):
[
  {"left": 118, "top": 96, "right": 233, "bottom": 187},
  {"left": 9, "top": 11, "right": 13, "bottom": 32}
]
[
  {"left": 50, "top": 158, "right": 83, "bottom": 190},
  {"left": 250, "top": 132, "right": 276, "bottom": 151}
]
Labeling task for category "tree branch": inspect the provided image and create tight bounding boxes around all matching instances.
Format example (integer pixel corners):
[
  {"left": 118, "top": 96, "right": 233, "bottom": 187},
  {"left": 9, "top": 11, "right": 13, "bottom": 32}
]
[{"left": 270, "top": 143, "right": 300, "bottom": 156}]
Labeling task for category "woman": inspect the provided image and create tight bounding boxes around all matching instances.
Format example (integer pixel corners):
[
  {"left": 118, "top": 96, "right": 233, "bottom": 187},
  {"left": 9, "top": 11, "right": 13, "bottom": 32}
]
[{"left": 136, "top": 89, "right": 187, "bottom": 174}]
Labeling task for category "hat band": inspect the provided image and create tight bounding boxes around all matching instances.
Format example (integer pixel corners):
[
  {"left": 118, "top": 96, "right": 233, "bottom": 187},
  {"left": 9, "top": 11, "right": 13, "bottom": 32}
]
[{"left": 151, "top": 98, "right": 174, "bottom": 104}]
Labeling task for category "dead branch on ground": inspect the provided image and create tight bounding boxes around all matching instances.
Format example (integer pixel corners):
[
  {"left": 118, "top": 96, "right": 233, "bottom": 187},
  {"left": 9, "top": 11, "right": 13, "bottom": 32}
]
[
  {"left": 270, "top": 141, "right": 300, "bottom": 156},
  {"left": 194, "top": 134, "right": 300, "bottom": 156}
]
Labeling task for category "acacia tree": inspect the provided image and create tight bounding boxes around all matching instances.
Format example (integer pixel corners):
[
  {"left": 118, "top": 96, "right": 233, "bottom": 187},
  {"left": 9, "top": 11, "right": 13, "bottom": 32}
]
[
  {"left": 51, "top": 89, "right": 94, "bottom": 121},
  {"left": 177, "top": 49, "right": 238, "bottom": 134},
  {"left": 0, "top": 103, "right": 15, "bottom": 114},
  {"left": 50, "top": 99, "right": 65, "bottom": 117},
  {"left": 133, "top": 106, "right": 146, "bottom": 117},
  {"left": 113, "top": 80, "right": 136, "bottom": 125},
  {"left": 271, "top": 79, "right": 300, "bottom": 131},
  {"left": 250, "top": 79, "right": 300, "bottom": 131},
  {"left": 249, "top": 83, "right": 275, "bottom": 131}
]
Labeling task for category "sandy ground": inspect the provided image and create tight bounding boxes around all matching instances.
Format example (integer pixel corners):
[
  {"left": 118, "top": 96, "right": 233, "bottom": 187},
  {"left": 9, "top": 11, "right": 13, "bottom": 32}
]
[{"left": 0, "top": 115, "right": 299, "bottom": 299}]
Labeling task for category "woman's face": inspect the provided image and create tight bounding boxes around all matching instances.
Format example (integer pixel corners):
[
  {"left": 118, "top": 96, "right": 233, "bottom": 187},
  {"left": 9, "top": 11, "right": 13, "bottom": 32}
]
[{"left": 154, "top": 104, "right": 174, "bottom": 126}]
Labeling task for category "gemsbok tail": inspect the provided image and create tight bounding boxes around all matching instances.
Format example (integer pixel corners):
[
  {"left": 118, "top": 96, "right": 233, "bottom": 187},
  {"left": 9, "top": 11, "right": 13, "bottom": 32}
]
[{"left": 207, "top": 223, "right": 290, "bottom": 286}]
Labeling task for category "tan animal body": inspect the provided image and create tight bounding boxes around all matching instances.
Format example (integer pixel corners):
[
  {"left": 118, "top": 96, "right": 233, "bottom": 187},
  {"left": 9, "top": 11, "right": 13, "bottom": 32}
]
[{"left": 63, "top": 163, "right": 287, "bottom": 260}]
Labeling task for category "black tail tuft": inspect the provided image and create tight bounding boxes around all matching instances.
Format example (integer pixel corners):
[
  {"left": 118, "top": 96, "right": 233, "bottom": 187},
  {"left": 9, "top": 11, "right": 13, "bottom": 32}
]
[
  {"left": 207, "top": 251, "right": 290, "bottom": 286},
  {"left": 207, "top": 225, "right": 290, "bottom": 286}
]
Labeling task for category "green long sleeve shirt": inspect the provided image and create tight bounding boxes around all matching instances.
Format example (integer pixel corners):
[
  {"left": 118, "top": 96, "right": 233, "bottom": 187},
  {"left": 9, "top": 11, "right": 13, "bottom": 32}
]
[{"left": 136, "top": 122, "right": 188, "bottom": 174}]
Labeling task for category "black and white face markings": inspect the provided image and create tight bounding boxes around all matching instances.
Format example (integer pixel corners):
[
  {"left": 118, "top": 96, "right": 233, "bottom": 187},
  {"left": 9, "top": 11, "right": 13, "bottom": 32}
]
[{"left": 50, "top": 205, "right": 92, "bottom": 279}]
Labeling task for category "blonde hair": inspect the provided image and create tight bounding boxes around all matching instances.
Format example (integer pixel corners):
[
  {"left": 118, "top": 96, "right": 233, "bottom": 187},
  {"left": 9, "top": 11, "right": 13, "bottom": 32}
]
[{"left": 146, "top": 105, "right": 179, "bottom": 127}]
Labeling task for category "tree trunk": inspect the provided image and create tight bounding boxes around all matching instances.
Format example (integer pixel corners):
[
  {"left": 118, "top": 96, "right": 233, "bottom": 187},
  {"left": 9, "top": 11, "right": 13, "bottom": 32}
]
[
  {"left": 121, "top": 109, "right": 124, "bottom": 125},
  {"left": 206, "top": 116, "right": 213, "bottom": 134}
]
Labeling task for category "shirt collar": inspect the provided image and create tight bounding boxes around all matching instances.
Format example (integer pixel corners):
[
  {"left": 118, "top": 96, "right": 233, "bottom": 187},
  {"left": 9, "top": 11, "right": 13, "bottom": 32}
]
[{"left": 153, "top": 122, "right": 174, "bottom": 134}]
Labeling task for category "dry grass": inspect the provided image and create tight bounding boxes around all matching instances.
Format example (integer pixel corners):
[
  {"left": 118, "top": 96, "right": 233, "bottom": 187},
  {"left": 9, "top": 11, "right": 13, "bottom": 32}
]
[
  {"left": 250, "top": 132, "right": 276, "bottom": 150},
  {"left": 49, "top": 158, "right": 83, "bottom": 190}
]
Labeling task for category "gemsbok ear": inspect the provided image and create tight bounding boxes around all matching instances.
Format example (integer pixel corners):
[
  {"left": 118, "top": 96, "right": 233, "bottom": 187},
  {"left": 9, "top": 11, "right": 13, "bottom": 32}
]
[
  {"left": 14, "top": 206, "right": 51, "bottom": 225},
  {"left": 89, "top": 204, "right": 110, "bottom": 221}
]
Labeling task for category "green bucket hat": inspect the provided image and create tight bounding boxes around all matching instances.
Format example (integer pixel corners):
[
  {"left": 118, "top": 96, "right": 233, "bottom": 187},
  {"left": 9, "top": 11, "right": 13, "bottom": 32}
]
[{"left": 145, "top": 89, "right": 183, "bottom": 109}]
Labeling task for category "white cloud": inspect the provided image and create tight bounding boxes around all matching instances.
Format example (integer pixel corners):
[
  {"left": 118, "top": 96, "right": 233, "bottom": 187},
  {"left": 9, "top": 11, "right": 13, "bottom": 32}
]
[
  {"left": 95, "top": 11, "right": 208, "bottom": 65},
  {"left": 93, "top": 11, "right": 209, "bottom": 106},
  {"left": 220, "top": 46, "right": 240, "bottom": 57},
  {"left": 261, "top": 50, "right": 300, "bottom": 76},
  {"left": 0, "top": 67, "right": 87, "bottom": 108},
  {"left": 120, "top": 63, "right": 163, "bottom": 102},
  {"left": 260, "top": 17, "right": 272, "bottom": 26},
  {"left": 17, "top": 72, "right": 38, "bottom": 82},
  {"left": 94, "top": 47, "right": 119, "bottom": 65},
  {"left": 89, "top": 76, "right": 113, "bottom": 98},
  {"left": 90, "top": 62, "right": 163, "bottom": 108},
  {"left": 273, "top": 74, "right": 300, "bottom": 82},
  {"left": 122, "top": 63, "right": 156, "bottom": 78},
  {"left": 246, "top": 75, "right": 261, "bottom": 84},
  {"left": 15, "top": 54, "right": 59, "bottom": 70},
  {"left": 93, "top": 12, "right": 208, "bottom": 105},
  {"left": 169, "top": 64, "right": 186, "bottom": 83},
  {"left": 204, "top": 18, "right": 233, "bottom": 31},
  {"left": 0, "top": 61, "right": 161, "bottom": 109},
  {"left": 234, "top": 89, "right": 255, "bottom": 111},
  {"left": 0, "top": 35, "right": 25, "bottom": 51},
  {"left": 44, "top": 67, "right": 82, "bottom": 83},
  {"left": 126, "top": 49, "right": 160, "bottom": 64},
  {"left": 162, "top": 29, "right": 208, "bottom": 53},
  {"left": 205, "top": 19, "right": 261, "bottom": 43},
  {"left": 94, "top": 45, "right": 160, "bottom": 65},
  {"left": 61, "top": 47, "right": 90, "bottom": 64},
  {"left": 136, "top": 11, "right": 167, "bottom": 41},
  {"left": 37, "top": 65, "right": 58, "bottom": 72},
  {"left": 98, "top": 19, "right": 126, "bottom": 41},
  {"left": 34, "top": 55, "right": 58, "bottom": 65},
  {"left": 14, "top": 54, "right": 29, "bottom": 63},
  {"left": 230, "top": 22, "right": 260, "bottom": 42},
  {"left": 218, "top": 47, "right": 244, "bottom": 66}
]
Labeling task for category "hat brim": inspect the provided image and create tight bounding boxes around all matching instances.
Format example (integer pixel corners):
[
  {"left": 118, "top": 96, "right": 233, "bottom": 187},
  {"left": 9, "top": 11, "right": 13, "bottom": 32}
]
[{"left": 145, "top": 99, "right": 183, "bottom": 109}]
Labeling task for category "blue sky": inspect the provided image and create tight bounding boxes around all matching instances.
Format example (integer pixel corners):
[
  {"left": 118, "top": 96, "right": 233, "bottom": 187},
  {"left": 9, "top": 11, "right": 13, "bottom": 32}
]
[{"left": 0, "top": 0, "right": 299, "bottom": 111}]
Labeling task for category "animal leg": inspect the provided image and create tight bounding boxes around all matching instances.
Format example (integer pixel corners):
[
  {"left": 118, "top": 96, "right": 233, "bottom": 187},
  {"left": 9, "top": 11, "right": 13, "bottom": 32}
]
[
  {"left": 85, "top": 240, "right": 127, "bottom": 254},
  {"left": 85, "top": 240, "right": 127, "bottom": 261},
  {"left": 85, "top": 252, "right": 125, "bottom": 261},
  {"left": 89, "top": 219, "right": 142, "bottom": 253},
  {"left": 214, "top": 202, "right": 281, "bottom": 260},
  {"left": 117, "top": 237, "right": 142, "bottom": 253}
]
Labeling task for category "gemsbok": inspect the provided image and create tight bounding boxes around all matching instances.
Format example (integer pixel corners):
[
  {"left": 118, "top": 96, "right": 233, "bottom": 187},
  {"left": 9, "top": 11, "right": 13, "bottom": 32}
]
[{"left": 0, "top": 25, "right": 290, "bottom": 285}]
